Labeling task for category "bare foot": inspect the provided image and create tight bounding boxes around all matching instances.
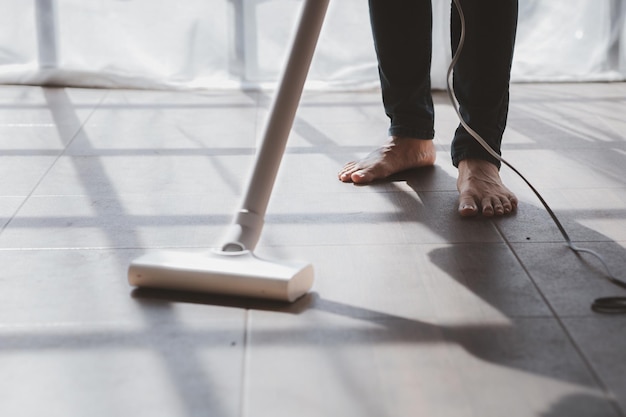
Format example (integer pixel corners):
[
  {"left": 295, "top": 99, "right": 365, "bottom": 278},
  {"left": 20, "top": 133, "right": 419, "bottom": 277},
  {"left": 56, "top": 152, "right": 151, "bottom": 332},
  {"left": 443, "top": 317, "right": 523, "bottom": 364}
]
[
  {"left": 457, "top": 159, "right": 518, "bottom": 217},
  {"left": 338, "top": 136, "right": 436, "bottom": 184}
]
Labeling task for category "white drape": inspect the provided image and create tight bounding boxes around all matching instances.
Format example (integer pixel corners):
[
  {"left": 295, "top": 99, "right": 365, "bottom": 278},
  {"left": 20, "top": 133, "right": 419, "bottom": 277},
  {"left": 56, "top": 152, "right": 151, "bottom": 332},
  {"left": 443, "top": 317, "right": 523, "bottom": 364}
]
[{"left": 1, "top": 0, "right": 625, "bottom": 91}]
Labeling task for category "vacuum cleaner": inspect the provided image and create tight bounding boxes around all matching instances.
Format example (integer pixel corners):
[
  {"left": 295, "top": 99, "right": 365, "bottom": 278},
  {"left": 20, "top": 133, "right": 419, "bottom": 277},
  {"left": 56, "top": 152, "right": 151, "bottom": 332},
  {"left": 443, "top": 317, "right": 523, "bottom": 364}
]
[{"left": 128, "top": 0, "right": 330, "bottom": 302}]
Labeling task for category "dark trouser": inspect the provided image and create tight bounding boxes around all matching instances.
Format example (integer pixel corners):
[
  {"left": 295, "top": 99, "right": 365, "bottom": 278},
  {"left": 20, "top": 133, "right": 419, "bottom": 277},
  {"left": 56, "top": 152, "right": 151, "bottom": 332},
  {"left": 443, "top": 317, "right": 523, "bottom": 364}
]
[{"left": 369, "top": 0, "right": 518, "bottom": 168}]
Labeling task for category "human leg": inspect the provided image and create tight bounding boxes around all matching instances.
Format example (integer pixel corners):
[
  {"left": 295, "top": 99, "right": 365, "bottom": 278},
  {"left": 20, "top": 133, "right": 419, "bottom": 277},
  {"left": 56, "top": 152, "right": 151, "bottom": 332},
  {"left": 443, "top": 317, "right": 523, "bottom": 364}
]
[
  {"left": 450, "top": 0, "right": 519, "bottom": 216},
  {"left": 450, "top": 0, "right": 518, "bottom": 167},
  {"left": 339, "top": 0, "right": 436, "bottom": 183}
]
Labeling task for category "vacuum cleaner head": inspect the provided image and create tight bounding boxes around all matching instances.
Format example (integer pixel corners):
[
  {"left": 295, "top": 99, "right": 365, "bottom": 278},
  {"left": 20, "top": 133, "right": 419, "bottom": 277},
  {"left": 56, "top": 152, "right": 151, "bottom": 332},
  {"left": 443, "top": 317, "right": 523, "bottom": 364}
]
[
  {"left": 128, "top": 250, "right": 314, "bottom": 302},
  {"left": 127, "top": 0, "right": 328, "bottom": 304}
]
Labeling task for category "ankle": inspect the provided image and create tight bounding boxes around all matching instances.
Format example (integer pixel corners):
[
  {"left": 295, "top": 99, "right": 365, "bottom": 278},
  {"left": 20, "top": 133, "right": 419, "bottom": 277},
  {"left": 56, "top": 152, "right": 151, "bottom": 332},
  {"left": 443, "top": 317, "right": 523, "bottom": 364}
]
[{"left": 458, "top": 158, "right": 499, "bottom": 175}]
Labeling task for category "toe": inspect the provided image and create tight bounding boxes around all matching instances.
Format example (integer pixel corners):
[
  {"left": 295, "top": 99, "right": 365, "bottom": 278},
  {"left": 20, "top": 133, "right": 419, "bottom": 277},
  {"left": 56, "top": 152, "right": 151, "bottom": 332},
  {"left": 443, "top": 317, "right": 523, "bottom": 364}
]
[
  {"left": 502, "top": 200, "right": 512, "bottom": 214},
  {"left": 493, "top": 200, "right": 505, "bottom": 216},
  {"left": 339, "top": 171, "right": 353, "bottom": 182},
  {"left": 481, "top": 197, "right": 494, "bottom": 217},
  {"left": 502, "top": 194, "right": 518, "bottom": 214},
  {"left": 351, "top": 169, "right": 373, "bottom": 184},
  {"left": 458, "top": 194, "right": 479, "bottom": 217},
  {"left": 338, "top": 163, "right": 357, "bottom": 182}
]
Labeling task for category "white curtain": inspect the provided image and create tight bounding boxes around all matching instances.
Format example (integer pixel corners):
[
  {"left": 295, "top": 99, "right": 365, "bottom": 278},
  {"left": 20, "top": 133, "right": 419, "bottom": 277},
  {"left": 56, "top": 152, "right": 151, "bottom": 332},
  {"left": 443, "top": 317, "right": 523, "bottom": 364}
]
[{"left": 1, "top": 0, "right": 625, "bottom": 91}]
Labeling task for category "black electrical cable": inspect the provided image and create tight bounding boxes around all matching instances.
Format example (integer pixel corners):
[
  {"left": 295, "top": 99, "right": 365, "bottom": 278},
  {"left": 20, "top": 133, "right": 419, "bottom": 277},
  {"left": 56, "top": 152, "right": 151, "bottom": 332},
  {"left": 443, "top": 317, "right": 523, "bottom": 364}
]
[{"left": 449, "top": 0, "right": 626, "bottom": 313}]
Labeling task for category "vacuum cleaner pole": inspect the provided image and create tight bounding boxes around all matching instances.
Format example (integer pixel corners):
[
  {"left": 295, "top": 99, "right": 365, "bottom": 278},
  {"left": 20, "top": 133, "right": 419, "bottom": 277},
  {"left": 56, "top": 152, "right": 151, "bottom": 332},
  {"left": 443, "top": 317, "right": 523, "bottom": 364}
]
[
  {"left": 222, "top": 0, "right": 330, "bottom": 252},
  {"left": 128, "top": 0, "right": 329, "bottom": 302}
]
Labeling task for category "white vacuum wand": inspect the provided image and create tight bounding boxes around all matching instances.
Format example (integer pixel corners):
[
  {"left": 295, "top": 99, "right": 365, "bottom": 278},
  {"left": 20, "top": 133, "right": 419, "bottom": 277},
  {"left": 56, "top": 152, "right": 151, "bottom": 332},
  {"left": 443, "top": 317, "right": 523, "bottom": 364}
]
[{"left": 128, "top": 0, "right": 330, "bottom": 302}]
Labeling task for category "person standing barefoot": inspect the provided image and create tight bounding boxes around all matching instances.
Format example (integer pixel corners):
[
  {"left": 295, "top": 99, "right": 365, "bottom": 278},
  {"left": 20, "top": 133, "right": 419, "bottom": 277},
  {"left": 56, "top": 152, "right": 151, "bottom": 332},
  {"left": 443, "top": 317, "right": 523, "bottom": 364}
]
[{"left": 339, "top": 0, "right": 519, "bottom": 218}]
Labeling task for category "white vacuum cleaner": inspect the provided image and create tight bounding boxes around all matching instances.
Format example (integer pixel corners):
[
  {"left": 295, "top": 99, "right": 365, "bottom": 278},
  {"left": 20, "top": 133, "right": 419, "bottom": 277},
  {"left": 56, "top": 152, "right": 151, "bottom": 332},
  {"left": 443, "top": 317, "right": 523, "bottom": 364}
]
[{"left": 128, "top": 0, "right": 330, "bottom": 302}]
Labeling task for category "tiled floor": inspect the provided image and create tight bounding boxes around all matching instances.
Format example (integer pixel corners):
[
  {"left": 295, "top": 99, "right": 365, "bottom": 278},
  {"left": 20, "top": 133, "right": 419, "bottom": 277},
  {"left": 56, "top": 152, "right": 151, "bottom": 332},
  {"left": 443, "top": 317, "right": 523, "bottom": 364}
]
[{"left": 0, "top": 82, "right": 625, "bottom": 417}]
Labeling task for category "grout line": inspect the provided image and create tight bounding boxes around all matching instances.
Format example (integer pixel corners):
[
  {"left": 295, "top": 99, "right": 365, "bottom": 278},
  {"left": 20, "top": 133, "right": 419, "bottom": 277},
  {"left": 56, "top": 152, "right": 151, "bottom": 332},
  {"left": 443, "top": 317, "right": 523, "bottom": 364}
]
[
  {"left": 239, "top": 309, "right": 252, "bottom": 417},
  {"left": 493, "top": 221, "right": 625, "bottom": 416},
  {"left": 0, "top": 89, "right": 109, "bottom": 238}
]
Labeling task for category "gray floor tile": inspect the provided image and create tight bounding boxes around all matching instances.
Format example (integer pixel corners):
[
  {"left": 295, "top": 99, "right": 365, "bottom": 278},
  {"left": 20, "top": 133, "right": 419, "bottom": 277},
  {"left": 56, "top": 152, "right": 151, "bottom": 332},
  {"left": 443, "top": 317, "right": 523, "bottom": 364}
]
[
  {"left": 254, "top": 244, "right": 443, "bottom": 321},
  {"left": 254, "top": 242, "right": 550, "bottom": 321},
  {"left": 421, "top": 242, "right": 552, "bottom": 320},
  {"left": 66, "top": 90, "right": 260, "bottom": 156},
  {"left": 2, "top": 83, "right": 626, "bottom": 417},
  {"left": 283, "top": 90, "right": 388, "bottom": 126},
  {"left": 498, "top": 149, "right": 623, "bottom": 191},
  {"left": 0, "top": 125, "right": 67, "bottom": 153},
  {"left": 0, "top": 319, "right": 245, "bottom": 417},
  {"left": 0, "top": 86, "right": 103, "bottom": 127},
  {"left": 0, "top": 193, "right": 239, "bottom": 249},
  {"left": 0, "top": 249, "right": 246, "bottom": 325},
  {"left": 32, "top": 154, "right": 254, "bottom": 197},
  {"left": 244, "top": 312, "right": 618, "bottom": 417},
  {"left": 0, "top": 156, "right": 60, "bottom": 196},
  {"left": 564, "top": 148, "right": 626, "bottom": 187},
  {"left": 562, "top": 317, "right": 626, "bottom": 413},
  {"left": 495, "top": 187, "right": 626, "bottom": 243},
  {"left": 509, "top": 241, "right": 626, "bottom": 317},
  {"left": 0, "top": 196, "right": 26, "bottom": 222},
  {"left": 259, "top": 189, "right": 502, "bottom": 247}
]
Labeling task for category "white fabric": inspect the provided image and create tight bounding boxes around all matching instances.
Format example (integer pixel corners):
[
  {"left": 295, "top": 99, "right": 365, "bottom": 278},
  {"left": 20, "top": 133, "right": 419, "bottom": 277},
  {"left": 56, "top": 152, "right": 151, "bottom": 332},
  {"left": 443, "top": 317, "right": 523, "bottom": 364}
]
[{"left": 0, "top": 0, "right": 625, "bottom": 91}]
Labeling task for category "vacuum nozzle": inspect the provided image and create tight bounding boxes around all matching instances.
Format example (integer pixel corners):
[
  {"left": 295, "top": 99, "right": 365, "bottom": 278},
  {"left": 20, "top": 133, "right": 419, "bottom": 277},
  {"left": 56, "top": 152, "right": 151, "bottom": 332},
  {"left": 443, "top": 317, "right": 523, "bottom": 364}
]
[
  {"left": 127, "top": 0, "right": 328, "bottom": 304},
  {"left": 128, "top": 250, "right": 314, "bottom": 302}
]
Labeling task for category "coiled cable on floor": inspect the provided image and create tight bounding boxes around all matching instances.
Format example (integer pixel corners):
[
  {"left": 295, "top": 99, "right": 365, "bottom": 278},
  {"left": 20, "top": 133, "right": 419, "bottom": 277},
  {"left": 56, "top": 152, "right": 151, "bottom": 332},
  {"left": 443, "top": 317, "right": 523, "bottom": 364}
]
[{"left": 448, "top": 0, "right": 626, "bottom": 313}]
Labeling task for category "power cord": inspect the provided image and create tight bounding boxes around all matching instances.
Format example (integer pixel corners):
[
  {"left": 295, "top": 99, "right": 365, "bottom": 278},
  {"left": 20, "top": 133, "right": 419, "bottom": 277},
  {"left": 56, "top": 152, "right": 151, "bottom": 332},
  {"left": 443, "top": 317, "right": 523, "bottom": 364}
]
[{"left": 449, "top": 0, "right": 626, "bottom": 314}]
